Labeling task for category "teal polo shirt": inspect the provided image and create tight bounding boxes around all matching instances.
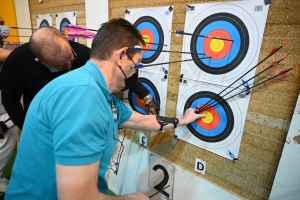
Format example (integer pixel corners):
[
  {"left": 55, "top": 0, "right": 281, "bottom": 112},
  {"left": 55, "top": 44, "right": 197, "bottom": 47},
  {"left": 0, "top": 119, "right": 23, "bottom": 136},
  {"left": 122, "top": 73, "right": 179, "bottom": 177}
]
[{"left": 5, "top": 61, "right": 132, "bottom": 200}]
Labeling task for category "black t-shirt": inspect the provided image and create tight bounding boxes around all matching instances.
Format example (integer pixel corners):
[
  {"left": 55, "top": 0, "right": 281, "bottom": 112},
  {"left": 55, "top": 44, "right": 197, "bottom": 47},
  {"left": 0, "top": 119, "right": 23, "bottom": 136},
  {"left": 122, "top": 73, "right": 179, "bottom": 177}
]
[{"left": 0, "top": 41, "right": 90, "bottom": 129}]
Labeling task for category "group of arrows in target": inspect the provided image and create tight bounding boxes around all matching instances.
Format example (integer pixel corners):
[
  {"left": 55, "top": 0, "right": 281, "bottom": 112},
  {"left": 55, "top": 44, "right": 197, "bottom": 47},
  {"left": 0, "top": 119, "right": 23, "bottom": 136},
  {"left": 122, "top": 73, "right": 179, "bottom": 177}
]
[{"left": 3, "top": 25, "right": 298, "bottom": 113}]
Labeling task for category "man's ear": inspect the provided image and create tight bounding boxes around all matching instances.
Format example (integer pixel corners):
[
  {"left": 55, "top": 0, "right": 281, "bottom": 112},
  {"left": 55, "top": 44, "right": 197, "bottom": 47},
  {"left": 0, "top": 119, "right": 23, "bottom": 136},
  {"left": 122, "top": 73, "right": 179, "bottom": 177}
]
[
  {"left": 118, "top": 48, "right": 126, "bottom": 60},
  {"left": 116, "top": 48, "right": 126, "bottom": 65}
]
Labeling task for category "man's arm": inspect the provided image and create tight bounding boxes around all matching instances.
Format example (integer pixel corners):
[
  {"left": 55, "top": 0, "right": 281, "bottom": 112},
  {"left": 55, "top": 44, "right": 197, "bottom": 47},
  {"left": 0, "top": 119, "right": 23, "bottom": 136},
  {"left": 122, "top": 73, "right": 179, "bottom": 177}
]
[
  {"left": 1, "top": 91, "right": 25, "bottom": 129},
  {"left": 0, "top": 49, "right": 26, "bottom": 130},
  {"left": 121, "top": 108, "right": 206, "bottom": 131},
  {"left": 56, "top": 161, "right": 149, "bottom": 200}
]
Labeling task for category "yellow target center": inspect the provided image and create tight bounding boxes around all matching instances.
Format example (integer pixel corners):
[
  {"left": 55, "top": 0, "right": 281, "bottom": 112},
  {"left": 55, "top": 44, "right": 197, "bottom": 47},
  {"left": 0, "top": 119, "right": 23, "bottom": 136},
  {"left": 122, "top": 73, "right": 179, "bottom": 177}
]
[
  {"left": 142, "top": 35, "right": 150, "bottom": 44},
  {"left": 201, "top": 111, "right": 213, "bottom": 123},
  {"left": 210, "top": 38, "right": 224, "bottom": 53}
]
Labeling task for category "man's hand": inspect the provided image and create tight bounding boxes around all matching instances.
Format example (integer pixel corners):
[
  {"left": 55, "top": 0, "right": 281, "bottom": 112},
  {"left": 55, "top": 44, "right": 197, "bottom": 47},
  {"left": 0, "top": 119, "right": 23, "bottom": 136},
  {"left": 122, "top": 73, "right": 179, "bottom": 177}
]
[
  {"left": 145, "top": 98, "right": 160, "bottom": 115},
  {"left": 181, "top": 108, "right": 206, "bottom": 125}
]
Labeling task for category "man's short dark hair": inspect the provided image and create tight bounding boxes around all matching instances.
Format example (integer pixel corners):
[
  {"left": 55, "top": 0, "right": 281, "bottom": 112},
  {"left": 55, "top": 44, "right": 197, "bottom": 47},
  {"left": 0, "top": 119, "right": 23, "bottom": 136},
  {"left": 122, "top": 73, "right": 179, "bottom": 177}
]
[{"left": 90, "top": 18, "right": 145, "bottom": 60}]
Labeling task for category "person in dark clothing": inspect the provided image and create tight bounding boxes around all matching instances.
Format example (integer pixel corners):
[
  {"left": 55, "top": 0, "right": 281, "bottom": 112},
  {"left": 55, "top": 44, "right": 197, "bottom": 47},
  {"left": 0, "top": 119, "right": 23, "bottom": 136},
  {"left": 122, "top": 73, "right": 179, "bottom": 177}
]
[{"left": 0, "top": 27, "right": 159, "bottom": 130}]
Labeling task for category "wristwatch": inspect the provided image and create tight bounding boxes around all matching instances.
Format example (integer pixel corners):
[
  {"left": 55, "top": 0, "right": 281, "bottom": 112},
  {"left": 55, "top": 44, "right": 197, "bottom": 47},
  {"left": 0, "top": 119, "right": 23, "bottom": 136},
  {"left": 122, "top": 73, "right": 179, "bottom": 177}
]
[{"left": 143, "top": 94, "right": 153, "bottom": 102}]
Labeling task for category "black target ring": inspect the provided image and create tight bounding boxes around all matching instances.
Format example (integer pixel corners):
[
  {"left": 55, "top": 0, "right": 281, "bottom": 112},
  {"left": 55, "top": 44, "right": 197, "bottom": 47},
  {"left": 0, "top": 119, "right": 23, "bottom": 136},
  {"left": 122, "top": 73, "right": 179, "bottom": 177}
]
[
  {"left": 190, "top": 13, "right": 249, "bottom": 74},
  {"left": 184, "top": 91, "right": 234, "bottom": 142},
  {"left": 39, "top": 19, "right": 49, "bottom": 28},
  {"left": 134, "top": 16, "right": 164, "bottom": 64}
]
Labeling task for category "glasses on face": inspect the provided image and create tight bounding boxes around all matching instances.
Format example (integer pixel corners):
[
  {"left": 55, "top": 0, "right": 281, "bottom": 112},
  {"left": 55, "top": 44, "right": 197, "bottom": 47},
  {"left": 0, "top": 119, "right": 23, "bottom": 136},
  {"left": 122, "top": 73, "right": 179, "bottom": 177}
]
[
  {"left": 126, "top": 52, "right": 137, "bottom": 69},
  {"left": 118, "top": 52, "right": 138, "bottom": 79},
  {"left": 45, "top": 47, "right": 77, "bottom": 72},
  {"left": 0, "top": 21, "right": 4, "bottom": 25},
  {"left": 108, "top": 127, "right": 126, "bottom": 175}
]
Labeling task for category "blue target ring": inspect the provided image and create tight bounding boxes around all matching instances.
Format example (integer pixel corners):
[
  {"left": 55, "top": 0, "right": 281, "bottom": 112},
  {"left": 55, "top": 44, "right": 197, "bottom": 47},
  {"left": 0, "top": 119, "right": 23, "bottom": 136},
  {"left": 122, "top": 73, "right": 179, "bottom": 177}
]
[
  {"left": 196, "top": 21, "right": 241, "bottom": 67},
  {"left": 191, "top": 13, "right": 249, "bottom": 74},
  {"left": 128, "top": 77, "right": 160, "bottom": 114},
  {"left": 136, "top": 22, "right": 160, "bottom": 58},
  {"left": 134, "top": 16, "right": 164, "bottom": 64},
  {"left": 184, "top": 91, "right": 234, "bottom": 142},
  {"left": 39, "top": 19, "right": 49, "bottom": 28}
]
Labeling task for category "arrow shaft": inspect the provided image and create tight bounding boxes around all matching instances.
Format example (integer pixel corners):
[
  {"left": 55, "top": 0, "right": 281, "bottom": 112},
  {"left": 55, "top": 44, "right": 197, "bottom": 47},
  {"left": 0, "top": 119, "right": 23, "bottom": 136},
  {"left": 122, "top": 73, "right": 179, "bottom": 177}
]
[
  {"left": 196, "top": 43, "right": 287, "bottom": 113},
  {"left": 200, "top": 67, "right": 294, "bottom": 112},
  {"left": 142, "top": 57, "right": 211, "bottom": 68},
  {"left": 198, "top": 57, "right": 286, "bottom": 112}
]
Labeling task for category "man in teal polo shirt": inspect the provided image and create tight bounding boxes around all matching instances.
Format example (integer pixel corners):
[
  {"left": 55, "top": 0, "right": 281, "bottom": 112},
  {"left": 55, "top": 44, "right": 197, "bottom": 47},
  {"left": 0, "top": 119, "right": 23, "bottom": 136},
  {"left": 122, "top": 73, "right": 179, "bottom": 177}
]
[{"left": 5, "top": 18, "right": 206, "bottom": 200}]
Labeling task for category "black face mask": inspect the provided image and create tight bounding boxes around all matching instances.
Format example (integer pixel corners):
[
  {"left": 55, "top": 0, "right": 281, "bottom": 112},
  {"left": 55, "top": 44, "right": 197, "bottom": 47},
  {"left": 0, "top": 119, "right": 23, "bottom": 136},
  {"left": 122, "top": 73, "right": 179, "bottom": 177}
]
[{"left": 119, "top": 66, "right": 138, "bottom": 91}]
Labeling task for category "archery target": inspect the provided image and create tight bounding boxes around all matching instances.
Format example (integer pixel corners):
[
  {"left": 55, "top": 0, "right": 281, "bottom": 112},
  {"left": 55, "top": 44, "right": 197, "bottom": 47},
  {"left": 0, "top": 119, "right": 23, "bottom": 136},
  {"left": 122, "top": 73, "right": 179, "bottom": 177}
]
[
  {"left": 36, "top": 14, "right": 52, "bottom": 29},
  {"left": 59, "top": 18, "right": 75, "bottom": 41},
  {"left": 125, "top": 7, "right": 173, "bottom": 68},
  {"left": 40, "top": 19, "right": 49, "bottom": 27},
  {"left": 56, "top": 12, "right": 77, "bottom": 41},
  {"left": 175, "top": 79, "right": 250, "bottom": 159},
  {"left": 124, "top": 70, "right": 167, "bottom": 116},
  {"left": 134, "top": 16, "right": 164, "bottom": 64},
  {"left": 184, "top": 91, "right": 234, "bottom": 143},
  {"left": 181, "top": 2, "right": 268, "bottom": 87},
  {"left": 128, "top": 77, "right": 160, "bottom": 114},
  {"left": 190, "top": 12, "right": 249, "bottom": 74}
]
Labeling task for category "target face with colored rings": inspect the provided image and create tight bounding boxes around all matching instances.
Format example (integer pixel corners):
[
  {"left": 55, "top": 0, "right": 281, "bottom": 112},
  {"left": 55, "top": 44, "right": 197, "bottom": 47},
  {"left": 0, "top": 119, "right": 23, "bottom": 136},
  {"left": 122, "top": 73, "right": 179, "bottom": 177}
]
[
  {"left": 184, "top": 91, "right": 234, "bottom": 142},
  {"left": 60, "top": 18, "right": 74, "bottom": 41},
  {"left": 128, "top": 77, "right": 160, "bottom": 114},
  {"left": 182, "top": 3, "right": 261, "bottom": 85},
  {"left": 190, "top": 13, "right": 249, "bottom": 74},
  {"left": 134, "top": 16, "right": 164, "bottom": 64},
  {"left": 39, "top": 19, "right": 49, "bottom": 27},
  {"left": 175, "top": 81, "right": 244, "bottom": 150}
]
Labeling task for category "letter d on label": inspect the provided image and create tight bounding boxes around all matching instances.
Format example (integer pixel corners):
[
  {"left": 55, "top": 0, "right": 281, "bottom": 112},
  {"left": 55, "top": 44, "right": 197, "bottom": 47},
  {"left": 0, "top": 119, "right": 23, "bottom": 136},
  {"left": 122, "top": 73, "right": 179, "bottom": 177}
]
[{"left": 195, "top": 158, "right": 206, "bottom": 175}]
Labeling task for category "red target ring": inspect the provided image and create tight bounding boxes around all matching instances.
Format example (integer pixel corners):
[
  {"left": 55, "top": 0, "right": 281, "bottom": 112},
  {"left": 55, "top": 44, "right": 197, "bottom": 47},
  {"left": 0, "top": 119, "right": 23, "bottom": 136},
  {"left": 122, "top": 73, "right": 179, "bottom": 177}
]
[
  {"left": 203, "top": 29, "right": 232, "bottom": 60},
  {"left": 196, "top": 106, "right": 220, "bottom": 130},
  {"left": 140, "top": 29, "right": 154, "bottom": 50},
  {"left": 135, "top": 95, "right": 147, "bottom": 109}
]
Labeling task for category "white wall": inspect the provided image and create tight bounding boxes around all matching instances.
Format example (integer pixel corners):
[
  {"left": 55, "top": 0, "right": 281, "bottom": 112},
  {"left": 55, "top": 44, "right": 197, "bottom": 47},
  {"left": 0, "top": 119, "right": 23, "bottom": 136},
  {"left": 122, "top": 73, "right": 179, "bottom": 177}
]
[
  {"left": 85, "top": 0, "right": 108, "bottom": 48},
  {"left": 269, "top": 91, "right": 300, "bottom": 200},
  {"left": 106, "top": 138, "right": 241, "bottom": 200},
  {"left": 14, "top": 0, "right": 32, "bottom": 43}
]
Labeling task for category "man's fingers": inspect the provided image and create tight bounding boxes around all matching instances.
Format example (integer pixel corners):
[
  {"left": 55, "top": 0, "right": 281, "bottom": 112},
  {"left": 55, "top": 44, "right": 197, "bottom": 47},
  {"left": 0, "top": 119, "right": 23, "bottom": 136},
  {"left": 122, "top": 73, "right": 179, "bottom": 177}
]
[
  {"left": 149, "top": 107, "right": 157, "bottom": 115},
  {"left": 197, "top": 114, "right": 206, "bottom": 118}
]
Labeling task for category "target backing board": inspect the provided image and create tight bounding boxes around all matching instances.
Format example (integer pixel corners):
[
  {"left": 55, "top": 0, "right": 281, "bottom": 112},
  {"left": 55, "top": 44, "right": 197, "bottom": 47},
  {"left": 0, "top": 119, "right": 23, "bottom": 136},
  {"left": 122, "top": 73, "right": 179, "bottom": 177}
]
[
  {"left": 124, "top": 6, "right": 173, "bottom": 115},
  {"left": 125, "top": 6, "right": 173, "bottom": 68},
  {"left": 36, "top": 14, "right": 52, "bottom": 28},
  {"left": 175, "top": 79, "right": 250, "bottom": 160},
  {"left": 180, "top": 1, "right": 269, "bottom": 87},
  {"left": 123, "top": 70, "right": 167, "bottom": 116},
  {"left": 56, "top": 12, "right": 77, "bottom": 41}
]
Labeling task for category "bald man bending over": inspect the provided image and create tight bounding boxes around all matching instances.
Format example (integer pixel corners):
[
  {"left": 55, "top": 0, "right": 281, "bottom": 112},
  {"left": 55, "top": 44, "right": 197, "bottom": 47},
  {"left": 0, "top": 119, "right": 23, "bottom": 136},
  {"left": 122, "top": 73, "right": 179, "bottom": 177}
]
[{"left": 0, "top": 26, "right": 159, "bottom": 130}]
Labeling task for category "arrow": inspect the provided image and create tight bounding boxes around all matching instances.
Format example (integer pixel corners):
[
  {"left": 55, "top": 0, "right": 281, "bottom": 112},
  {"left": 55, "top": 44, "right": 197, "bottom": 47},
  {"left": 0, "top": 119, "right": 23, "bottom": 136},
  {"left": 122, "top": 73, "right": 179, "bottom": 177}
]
[
  {"left": 126, "top": 46, "right": 205, "bottom": 55},
  {"left": 195, "top": 42, "right": 288, "bottom": 114},
  {"left": 196, "top": 66, "right": 297, "bottom": 113},
  {"left": 126, "top": 56, "right": 211, "bottom": 69},
  {"left": 169, "top": 29, "right": 234, "bottom": 42},
  {"left": 198, "top": 55, "right": 288, "bottom": 112}
]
